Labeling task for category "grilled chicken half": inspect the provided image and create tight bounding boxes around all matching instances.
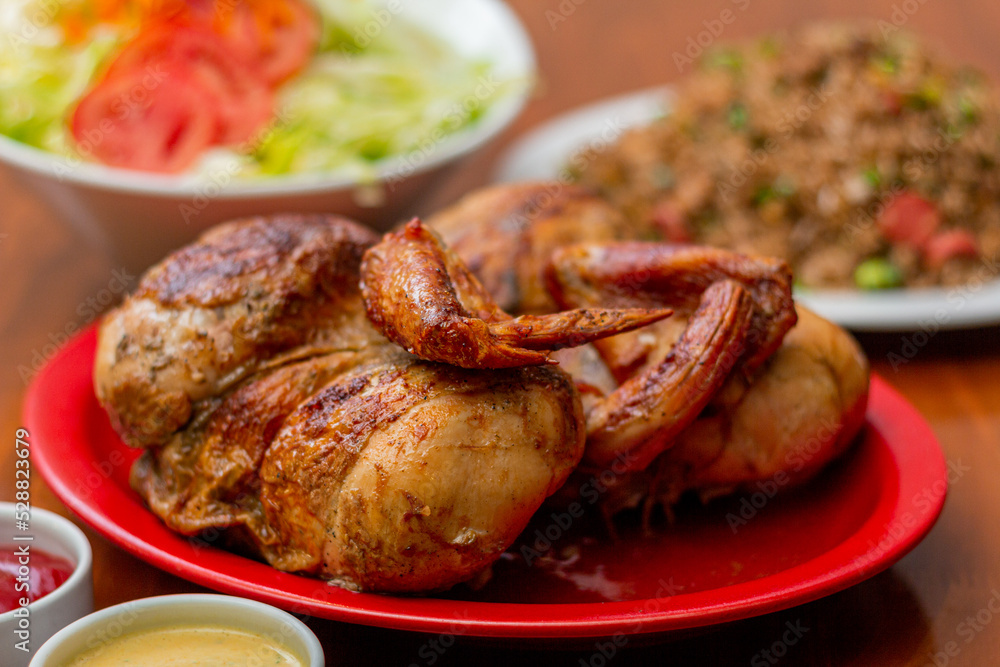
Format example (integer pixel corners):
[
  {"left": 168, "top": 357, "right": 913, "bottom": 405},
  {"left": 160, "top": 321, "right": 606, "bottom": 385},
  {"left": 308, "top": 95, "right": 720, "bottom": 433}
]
[
  {"left": 97, "top": 214, "right": 589, "bottom": 592},
  {"left": 426, "top": 183, "right": 869, "bottom": 517}
]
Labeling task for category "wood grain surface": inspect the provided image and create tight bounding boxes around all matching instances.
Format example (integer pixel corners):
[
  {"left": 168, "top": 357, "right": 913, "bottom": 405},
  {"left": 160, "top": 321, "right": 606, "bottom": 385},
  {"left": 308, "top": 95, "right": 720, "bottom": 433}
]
[{"left": 2, "top": 1, "right": 999, "bottom": 665}]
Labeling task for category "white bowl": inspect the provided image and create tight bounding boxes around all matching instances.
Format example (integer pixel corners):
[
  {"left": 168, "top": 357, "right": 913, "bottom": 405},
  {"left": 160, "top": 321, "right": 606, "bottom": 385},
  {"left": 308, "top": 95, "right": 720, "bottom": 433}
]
[
  {"left": 0, "top": 503, "right": 93, "bottom": 667},
  {"left": 30, "top": 594, "right": 324, "bottom": 666},
  {"left": 0, "top": 0, "right": 535, "bottom": 272}
]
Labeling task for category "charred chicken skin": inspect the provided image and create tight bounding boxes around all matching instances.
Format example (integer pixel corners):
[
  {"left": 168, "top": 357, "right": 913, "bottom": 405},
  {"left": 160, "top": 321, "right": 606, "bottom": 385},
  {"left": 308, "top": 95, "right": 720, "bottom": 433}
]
[
  {"left": 96, "top": 182, "right": 869, "bottom": 593},
  {"left": 422, "top": 183, "right": 869, "bottom": 515},
  {"left": 360, "top": 219, "right": 672, "bottom": 369},
  {"left": 96, "top": 213, "right": 644, "bottom": 592}
]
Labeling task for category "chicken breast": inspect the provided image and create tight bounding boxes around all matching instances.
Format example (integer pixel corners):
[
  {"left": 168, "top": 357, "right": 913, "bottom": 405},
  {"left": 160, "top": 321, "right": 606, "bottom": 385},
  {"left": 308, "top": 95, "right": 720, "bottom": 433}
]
[
  {"left": 94, "top": 214, "right": 379, "bottom": 447},
  {"left": 259, "top": 355, "right": 583, "bottom": 592},
  {"left": 107, "top": 213, "right": 587, "bottom": 593}
]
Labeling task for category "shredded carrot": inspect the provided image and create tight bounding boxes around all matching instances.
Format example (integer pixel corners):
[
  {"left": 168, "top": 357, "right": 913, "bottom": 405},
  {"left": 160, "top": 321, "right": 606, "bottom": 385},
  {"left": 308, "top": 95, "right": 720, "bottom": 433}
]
[{"left": 54, "top": 0, "right": 308, "bottom": 49}]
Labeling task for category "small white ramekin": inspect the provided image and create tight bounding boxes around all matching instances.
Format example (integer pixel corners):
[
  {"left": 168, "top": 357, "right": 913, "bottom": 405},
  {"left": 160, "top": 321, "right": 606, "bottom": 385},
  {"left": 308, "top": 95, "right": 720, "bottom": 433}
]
[
  {"left": 30, "top": 593, "right": 325, "bottom": 666},
  {"left": 0, "top": 502, "right": 94, "bottom": 667}
]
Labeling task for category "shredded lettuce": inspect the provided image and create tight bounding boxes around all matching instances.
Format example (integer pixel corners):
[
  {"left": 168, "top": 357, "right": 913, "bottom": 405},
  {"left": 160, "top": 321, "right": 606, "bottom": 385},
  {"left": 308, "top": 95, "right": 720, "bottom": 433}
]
[
  {"left": 248, "top": 25, "right": 502, "bottom": 177},
  {"left": 0, "top": 0, "right": 511, "bottom": 179},
  {"left": 0, "top": 15, "right": 121, "bottom": 154}
]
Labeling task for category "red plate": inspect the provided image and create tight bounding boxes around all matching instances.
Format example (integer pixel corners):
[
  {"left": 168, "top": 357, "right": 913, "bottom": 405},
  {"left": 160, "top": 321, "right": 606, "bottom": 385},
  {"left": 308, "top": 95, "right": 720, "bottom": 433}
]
[{"left": 25, "top": 326, "right": 947, "bottom": 638}]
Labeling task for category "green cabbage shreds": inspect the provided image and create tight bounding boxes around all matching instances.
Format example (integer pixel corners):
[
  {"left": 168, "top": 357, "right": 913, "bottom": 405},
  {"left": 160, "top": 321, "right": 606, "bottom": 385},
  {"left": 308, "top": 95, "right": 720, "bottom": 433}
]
[
  {"left": 248, "top": 17, "right": 505, "bottom": 178},
  {"left": 0, "top": 0, "right": 514, "bottom": 179},
  {"left": 0, "top": 29, "right": 119, "bottom": 154}
]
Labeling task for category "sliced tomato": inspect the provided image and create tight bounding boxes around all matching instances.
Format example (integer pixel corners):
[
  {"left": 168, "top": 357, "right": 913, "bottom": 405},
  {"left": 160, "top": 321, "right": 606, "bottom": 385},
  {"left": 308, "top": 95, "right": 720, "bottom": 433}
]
[
  {"left": 880, "top": 89, "right": 903, "bottom": 116},
  {"left": 215, "top": 0, "right": 319, "bottom": 86},
  {"left": 72, "top": 64, "right": 216, "bottom": 173},
  {"left": 69, "top": 3, "right": 312, "bottom": 170},
  {"left": 923, "top": 229, "right": 979, "bottom": 268},
  {"left": 877, "top": 191, "right": 941, "bottom": 248},
  {"left": 102, "top": 23, "right": 273, "bottom": 146},
  {"left": 650, "top": 199, "right": 692, "bottom": 243}
]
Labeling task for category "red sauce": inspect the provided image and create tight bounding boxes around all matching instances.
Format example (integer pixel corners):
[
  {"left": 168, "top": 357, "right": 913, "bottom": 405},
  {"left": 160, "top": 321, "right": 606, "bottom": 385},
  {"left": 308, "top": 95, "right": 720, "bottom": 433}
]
[{"left": 0, "top": 547, "right": 74, "bottom": 613}]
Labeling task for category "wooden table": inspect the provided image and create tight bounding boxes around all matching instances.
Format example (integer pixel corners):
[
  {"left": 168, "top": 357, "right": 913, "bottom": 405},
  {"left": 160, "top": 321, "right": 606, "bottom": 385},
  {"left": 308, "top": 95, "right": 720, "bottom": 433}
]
[{"left": 2, "top": 1, "right": 999, "bottom": 664}]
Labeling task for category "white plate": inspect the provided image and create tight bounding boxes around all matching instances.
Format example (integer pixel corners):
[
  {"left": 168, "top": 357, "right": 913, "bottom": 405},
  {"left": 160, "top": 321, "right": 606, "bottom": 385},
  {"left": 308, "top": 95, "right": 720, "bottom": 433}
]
[{"left": 493, "top": 88, "right": 1000, "bottom": 331}]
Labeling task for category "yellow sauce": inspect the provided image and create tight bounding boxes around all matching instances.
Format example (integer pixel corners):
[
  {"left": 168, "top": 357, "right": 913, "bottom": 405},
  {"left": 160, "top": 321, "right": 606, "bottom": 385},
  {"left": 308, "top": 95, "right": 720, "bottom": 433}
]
[{"left": 65, "top": 624, "right": 305, "bottom": 666}]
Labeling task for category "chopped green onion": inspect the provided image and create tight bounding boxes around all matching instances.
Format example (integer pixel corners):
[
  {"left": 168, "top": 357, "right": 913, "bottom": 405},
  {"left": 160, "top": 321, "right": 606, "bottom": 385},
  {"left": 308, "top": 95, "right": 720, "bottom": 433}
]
[
  {"left": 958, "top": 97, "right": 978, "bottom": 125},
  {"left": 752, "top": 185, "right": 776, "bottom": 206},
  {"left": 872, "top": 53, "right": 900, "bottom": 75},
  {"left": 752, "top": 176, "right": 795, "bottom": 206},
  {"left": 703, "top": 49, "right": 744, "bottom": 74},
  {"left": 759, "top": 37, "right": 782, "bottom": 58},
  {"left": 862, "top": 167, "right": 881, "bottom": 189},
  {"left": 905, "top": 78, "right": 944, "bottom": 110},
  {"left": 774, "top": 176, "right": 796, "bottom": 197},
  {"left": 854, "top": 258, "right": 903, "bottom": 290},
  {"left": 727, "top": 101, "right": 749, "bottom": 129}
]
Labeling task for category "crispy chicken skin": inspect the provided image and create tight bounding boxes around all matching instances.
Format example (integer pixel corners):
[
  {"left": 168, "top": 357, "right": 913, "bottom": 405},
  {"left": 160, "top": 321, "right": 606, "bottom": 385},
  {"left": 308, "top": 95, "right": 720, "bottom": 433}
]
[
  {"left": 130, "top": 351, "right": 369, "bottom": 551},
  {"left": 663, "top": 306, "right": 870, "bottom": 499},
  {"left": 98, "top": 181, "right": 871, "bottom": 593},
  {"left": 102, "top": 214, "right": 587, "bottom": 592},
  {"left": 565, "top": 306, "right": 870, "bottom": 518},
  {"left": 547, "top": 242, "right": 798, "bottom": 376},
  {"left": 94, "top": 215, "right": 379, "bottom": 447},
  {"left": 424, "top": 182, "right": 867, "bottom": 513},
  {"left": 361, "top": 219, "right": 671, "bottom": 369},
  {"left": 364, "top": 220, "right": 802, "bottom": 474},
  {"left": 426, "top": 183, "right": 636, "bottom": 314},
  {"left": 546, "top": 242, "right": 798, "bottom": 470},
  {"left": 259, "top": 355, "right": 583, "bottom": 592}
]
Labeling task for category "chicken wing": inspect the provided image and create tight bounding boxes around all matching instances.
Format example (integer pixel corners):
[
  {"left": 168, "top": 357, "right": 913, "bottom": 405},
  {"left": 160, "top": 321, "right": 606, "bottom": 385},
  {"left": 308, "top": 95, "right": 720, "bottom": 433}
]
[
  {"left": 423, "top": 182, "right": 864, "bottom": 514},
  {"left": 360, "top": 219, "right": 672, "bottom": 369},
  {"left": 571, "top": 306, "right": 870, "bottom": 520},
  {"left": 426, "top": 183, "right": 637, "bottom": 314}
]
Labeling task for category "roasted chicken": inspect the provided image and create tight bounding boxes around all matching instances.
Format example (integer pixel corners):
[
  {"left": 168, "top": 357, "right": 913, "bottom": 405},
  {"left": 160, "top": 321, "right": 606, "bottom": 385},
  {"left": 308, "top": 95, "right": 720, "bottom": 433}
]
[
  {"left": 424, "top": 183, "right": 869, "bottom": 515},
  {"left": 95, "top": 183, "right": 869, "bottom": 594},
  {"left": 96, "top": 213, "right": 648, "bottom": 592}
]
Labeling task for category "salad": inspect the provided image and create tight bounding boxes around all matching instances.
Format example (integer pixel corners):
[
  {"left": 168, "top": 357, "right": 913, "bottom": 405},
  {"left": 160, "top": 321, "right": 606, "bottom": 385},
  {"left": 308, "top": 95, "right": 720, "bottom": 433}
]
[{"left": 0, "top": 0, "right": 511, "bottom": 177}]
